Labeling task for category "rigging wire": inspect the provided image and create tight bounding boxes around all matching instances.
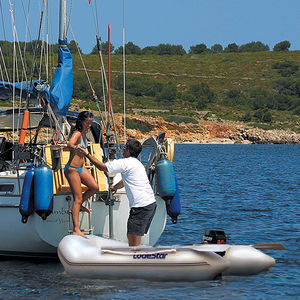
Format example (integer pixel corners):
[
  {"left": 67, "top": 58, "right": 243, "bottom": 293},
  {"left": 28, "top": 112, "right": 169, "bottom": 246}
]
[
  {"left": 101, "top": 62, "right": 108, "bottom": 121},
  {"left": 20, "top": 0, "right": 32, "bottom": 72},
  {"left": 0, "top": 1, "right": 6, "bottom": 41},
  {"left": 0, "top": 0, "right": 10, "bottom": 83},
  {"left": 25, "top": 3, "right": 45, "bottom": 107},
  {"left": 89, "top": 0, "right": 109, "bottom": 123},
  {"left": 122, "top": 0, "right": 126, "bottom": 144},
  {"left": 0, "top": 1, "right": 11, "bottom": 84},
  {"left": 65, "top": 0, "right": 73, "bottom": 37},
  {"left": 86, "top": 1, "right": 120, "bottom": 151},
  {"left": 90, "top": 0, "right": 100, "bottom": 38},
  {"left": 46, "top": 0, "right": 55, "bottom": 82},
  {"left": 69, "top": 25, "right": 106, "bottom": 129},
  {"left": 89, "top": 1, "right": 109, "bottom": 104},
  {"left": 9, "top": 0, "right": 16, "bottom": 145},
  {"left": 45, "top": 0, "right": 49, "bottom": 83}
]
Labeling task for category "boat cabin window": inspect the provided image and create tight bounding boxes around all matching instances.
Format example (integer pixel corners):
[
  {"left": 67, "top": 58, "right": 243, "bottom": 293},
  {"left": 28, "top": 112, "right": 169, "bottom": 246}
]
[{"left": 0, "top": 184, "right": 14, "bottom": 193}]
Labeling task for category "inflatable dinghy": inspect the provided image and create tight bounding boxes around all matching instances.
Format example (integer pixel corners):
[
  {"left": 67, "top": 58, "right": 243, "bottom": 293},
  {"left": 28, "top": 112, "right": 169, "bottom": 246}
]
[
  {"left": 58, "top": 235, "right": 229, "bottom": 281},
  {"left": 58, "top": 234, "right": 278, "bottom": 281}
]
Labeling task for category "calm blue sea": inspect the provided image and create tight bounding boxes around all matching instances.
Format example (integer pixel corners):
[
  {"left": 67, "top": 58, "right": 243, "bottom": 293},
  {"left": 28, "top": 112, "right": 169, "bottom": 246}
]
[{"left": 0, "top": 144, "right": 299, "bottom": 299}]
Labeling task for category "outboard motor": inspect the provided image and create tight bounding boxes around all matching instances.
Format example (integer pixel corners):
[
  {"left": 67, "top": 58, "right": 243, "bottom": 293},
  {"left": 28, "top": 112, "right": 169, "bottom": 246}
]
[
  {"left": 34, "top": 164, "right": 54, "bottom": 220},
  {"left": 19, "top": 165, "right": 35, "bottom": 223},
  {"left": 203, "top": 230, "right": 227, "bottom": 244}
]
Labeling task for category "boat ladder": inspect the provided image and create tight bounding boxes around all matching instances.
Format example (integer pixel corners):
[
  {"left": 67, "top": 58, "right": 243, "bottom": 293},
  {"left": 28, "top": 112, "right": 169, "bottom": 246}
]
[{"left": 67, "top": 196, "right": 94, "bottom": 235}]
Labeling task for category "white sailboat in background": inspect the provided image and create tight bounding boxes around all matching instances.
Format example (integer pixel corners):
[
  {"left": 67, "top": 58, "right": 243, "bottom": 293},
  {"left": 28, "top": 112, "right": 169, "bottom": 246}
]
[{"left": 0, "top": 0, "right": 180, "bottom": 257}]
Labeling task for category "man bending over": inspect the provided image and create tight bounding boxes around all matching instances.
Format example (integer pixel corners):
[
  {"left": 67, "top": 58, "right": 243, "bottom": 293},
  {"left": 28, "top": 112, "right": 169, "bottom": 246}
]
[{"left": 82, "top": 139, "right": 157, "bottom": 246}]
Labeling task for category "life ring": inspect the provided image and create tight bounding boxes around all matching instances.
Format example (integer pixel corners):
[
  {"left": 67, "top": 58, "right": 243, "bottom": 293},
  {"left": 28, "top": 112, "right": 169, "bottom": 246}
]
[{"left": 164, "top": 138, "right": 175, "bottom": 162}]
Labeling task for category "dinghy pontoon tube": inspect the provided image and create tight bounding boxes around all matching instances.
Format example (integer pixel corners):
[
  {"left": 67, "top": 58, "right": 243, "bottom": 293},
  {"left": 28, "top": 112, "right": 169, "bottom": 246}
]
[
  {"left": 192, "top": 244, "right": 275, "bottom": 276},
  {"left": 58, "top": 235, "right": 229, "bottom": 281}
]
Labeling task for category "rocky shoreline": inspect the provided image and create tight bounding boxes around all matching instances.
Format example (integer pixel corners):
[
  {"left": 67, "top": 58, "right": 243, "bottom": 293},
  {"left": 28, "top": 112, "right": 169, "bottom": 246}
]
[
  {"left": 229, "top": 128, "right": 300, "bottom": 144},
  {"left": 114, "top": 114, "right": 300, "bottom": 144}
]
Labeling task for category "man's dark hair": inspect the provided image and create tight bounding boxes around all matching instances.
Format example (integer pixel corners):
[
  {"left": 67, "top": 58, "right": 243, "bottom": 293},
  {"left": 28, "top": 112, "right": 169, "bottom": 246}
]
[{"left": 125, "top": 139, "right": 142, "bottom": 158}]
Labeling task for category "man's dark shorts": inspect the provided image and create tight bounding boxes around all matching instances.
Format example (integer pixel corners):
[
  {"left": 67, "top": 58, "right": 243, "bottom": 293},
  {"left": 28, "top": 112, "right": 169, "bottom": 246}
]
[{"left": 127, "top": 202, "right": 157, "bottom": 236}]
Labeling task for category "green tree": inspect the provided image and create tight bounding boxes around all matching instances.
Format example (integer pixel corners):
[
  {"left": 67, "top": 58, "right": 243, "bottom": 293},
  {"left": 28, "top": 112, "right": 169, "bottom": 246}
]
[
  {"left": 239, "top": 41, "right": 269, "bottom": 52},
  {"left": 211, "top": 44, "right": 223, "bottom": 54},
  {"left": 141, "top": 46, "right": 159, "bottom": 55},
  {"left": 73, "top": 73, "right": 90, "bottom": 99},
  {"left": 181, "top": 82, "right": 215, "bottom": 108},
  {"left": 273, "top": 94, "right": 293, "bottom": 110},
  {"left": 273, "top": 41, "right": 291, "bottom": 51},
  {"left": 254, "top": 109, "right": 273, "bottom": 123},
  {"left": 262, "top": 110, "right": 273, "bottom": 122},
  {"left": 156, "top": 82, "right": 177, "bottom": 101},
  {"left": 272, "top": 61, "right": 299, "bottom": 77},
  {"left": 224, "top": 43, "right": 239, "bottom": 53},
  {"left": 68, "top": 40, "right": 82, "bottom": 54},
  {"left": 156, "top": 44, "right": 186, "bottom": 55},
  {"left": 114, "top": 75, "right": 162, "bottom": 97},
  {"left": 115, "top": 42, "right": 141, "bottom": 55},
  {"left": 249, "top": 88, "right": 273, "bottom": 110},
  {"left": 189, "top": 43, "right": 209, "bottom": 54},
  {"left": 273, "top": 79, "right": 297, "bottom": 96},
  {"left": 191, "top": 83, "right": 215, "bottom": 103},
  {"left": 223, "top": 88, "right": 248, "bottom": 107}
]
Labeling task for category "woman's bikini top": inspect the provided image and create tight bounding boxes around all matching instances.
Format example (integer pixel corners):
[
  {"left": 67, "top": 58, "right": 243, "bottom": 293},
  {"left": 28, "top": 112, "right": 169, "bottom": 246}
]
[{"left": 81, "top": 136, "right": 88, "bottom": 149}]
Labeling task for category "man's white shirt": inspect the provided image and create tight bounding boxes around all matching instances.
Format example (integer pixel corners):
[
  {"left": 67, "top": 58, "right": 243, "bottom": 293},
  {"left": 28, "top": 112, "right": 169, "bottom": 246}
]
[{"left": 106, "top": 157, "right": 156, "bottom": 208}]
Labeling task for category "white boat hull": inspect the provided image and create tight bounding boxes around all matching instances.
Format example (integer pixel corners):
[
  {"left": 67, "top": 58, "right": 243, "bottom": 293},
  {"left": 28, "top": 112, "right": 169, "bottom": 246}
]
[{"left": 0, "top": 171, "right": 167, "bottom": 257}]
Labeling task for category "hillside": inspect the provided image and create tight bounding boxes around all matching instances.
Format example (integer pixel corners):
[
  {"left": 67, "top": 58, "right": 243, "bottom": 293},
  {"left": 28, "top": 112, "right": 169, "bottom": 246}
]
[
  {"left": 71, "top": 50, "right": 300, "bottom": 138},
  {"left": 1, "top": 48, "right": 300, "bottom": 142}
]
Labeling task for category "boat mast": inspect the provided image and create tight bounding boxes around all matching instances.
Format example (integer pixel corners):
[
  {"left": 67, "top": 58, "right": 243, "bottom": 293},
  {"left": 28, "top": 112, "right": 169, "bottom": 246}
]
[{"left": 59, "top": 0, "right": 67, "bottom": 43}]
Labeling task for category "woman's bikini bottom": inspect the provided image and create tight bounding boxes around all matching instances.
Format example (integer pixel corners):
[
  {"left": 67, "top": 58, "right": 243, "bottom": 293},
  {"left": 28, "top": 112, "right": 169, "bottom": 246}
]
[{"left": 64, "top": 163, "right": 84, "bottom": 175}]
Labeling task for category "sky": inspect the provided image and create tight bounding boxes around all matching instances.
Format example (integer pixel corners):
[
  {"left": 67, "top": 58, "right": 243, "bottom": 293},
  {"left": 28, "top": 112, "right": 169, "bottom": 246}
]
[{"left": 1, "top": 0, "right": 300, "bottom": 54}]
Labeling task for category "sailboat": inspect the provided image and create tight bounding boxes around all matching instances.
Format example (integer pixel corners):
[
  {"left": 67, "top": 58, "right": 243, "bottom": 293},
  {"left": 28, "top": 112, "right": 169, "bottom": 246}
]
[{"left": 0, "top": 0, "right": 180, "bottom": 257}]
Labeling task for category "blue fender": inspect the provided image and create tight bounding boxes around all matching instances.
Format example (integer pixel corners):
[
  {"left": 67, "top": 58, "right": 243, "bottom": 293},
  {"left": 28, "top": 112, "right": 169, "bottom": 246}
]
[
  {"left": 166, "top": 174, "right": 181, "bottom": 224},
  {"left": 156, "top": 159, "right": 176, "bottom": 200},
  {"left": 19, "top": 166, "right": 35, "bottom": 223},
  {"left": 34, "top": 165, "right": 53, "bottom": 220}
]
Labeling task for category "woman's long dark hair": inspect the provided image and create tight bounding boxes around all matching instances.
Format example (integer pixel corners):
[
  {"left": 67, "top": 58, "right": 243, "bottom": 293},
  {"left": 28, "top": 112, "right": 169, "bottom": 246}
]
[{"left": 75, "top": 111, "right": 94, "bottom": 132}]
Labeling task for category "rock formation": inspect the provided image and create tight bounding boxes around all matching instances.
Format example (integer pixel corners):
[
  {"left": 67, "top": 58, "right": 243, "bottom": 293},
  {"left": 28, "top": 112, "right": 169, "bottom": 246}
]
[{"left": 113, "top": 113, "right": 300, "bottom": 144}]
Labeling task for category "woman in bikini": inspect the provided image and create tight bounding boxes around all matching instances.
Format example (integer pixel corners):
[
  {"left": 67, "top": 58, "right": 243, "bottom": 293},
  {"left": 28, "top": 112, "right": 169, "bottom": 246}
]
[{"left": 65, "top": 111, "right": 99, "bottom": 237}]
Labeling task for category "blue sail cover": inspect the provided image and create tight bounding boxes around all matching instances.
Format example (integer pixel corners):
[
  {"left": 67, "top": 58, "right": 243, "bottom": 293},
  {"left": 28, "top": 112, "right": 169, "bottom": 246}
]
[
  {"left": 44, "top": 41, "right": 73, "bottom": 116},
  {"left": 0, "top": 41, "right": 73, "bottom": 116},
  {"left": 0, "top": 80, "right": 42, "bottom": 100}
]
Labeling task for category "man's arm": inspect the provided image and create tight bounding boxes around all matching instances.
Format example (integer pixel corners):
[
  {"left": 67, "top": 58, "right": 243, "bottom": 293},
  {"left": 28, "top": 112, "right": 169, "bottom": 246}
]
[
  {"left": 85, "top": 152, "right": 108, "bottom": 172},
  {"left": 111, "top": 180, "right": 124, "bottom": 192}
]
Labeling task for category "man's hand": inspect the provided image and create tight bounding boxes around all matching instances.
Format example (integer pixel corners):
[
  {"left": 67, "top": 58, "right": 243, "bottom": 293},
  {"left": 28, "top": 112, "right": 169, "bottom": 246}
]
[
  {"left": 109, "top": 180, "right": 124, "bottom": 193},
  {"left": 77, "top": 146, "right": 88, "bottom": 156},
  {"left": 110, "top": 185, "right": 118, "bottom": 194}
]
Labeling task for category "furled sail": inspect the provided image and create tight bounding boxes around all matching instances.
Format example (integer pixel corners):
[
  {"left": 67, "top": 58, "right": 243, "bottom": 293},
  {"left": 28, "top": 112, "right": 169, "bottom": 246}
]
[{"left": 43, "top": 40, "right": 73, "bottom": 116}]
